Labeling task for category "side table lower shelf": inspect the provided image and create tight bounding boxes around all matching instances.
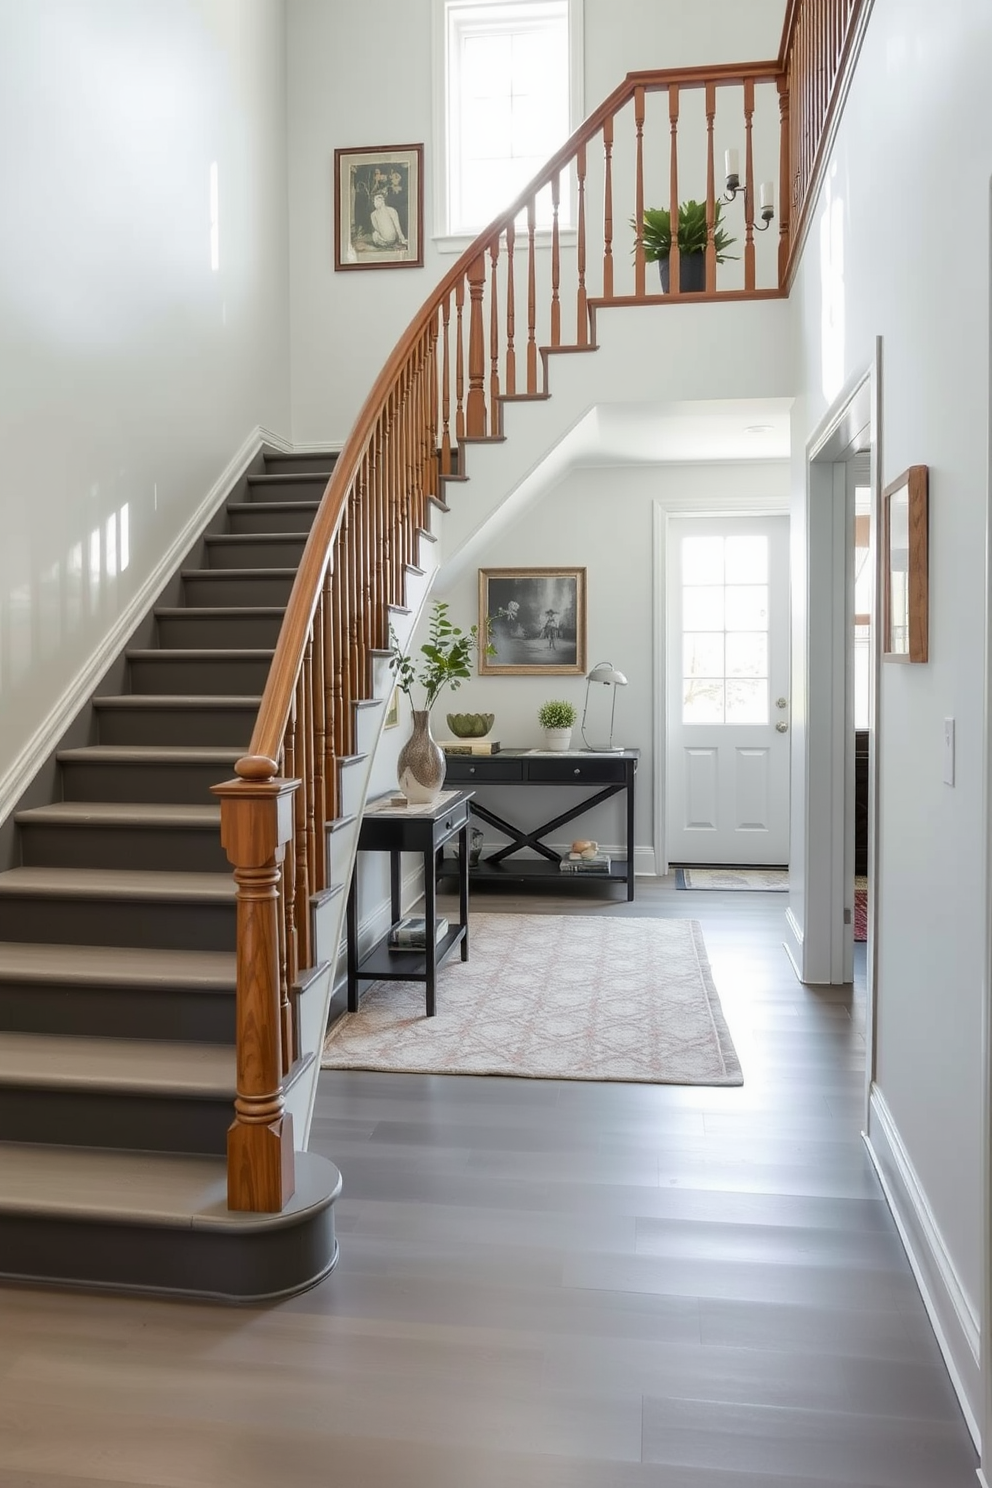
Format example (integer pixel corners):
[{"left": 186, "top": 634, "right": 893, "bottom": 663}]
[
  {"left": 438, "top": 858, "right": 630, "bottom": 889},
  {"left": 352, "top": 924, "right": 468, "bottom": 987}
]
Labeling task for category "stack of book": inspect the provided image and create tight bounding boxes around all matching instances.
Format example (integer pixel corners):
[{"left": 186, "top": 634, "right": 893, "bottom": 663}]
[
  {"left": 439, "top": 739, "right": 501, "bottom": 755},
  {"left": 559, "top": 851, "right": 611, "bottom": 874},
  {"left": 388, "top": 915, "right": 448, "bottom": 949}
]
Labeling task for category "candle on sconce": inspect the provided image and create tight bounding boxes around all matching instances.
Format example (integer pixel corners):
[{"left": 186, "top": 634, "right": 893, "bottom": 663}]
[
  {"left": 759, "top": 181, "right": 774, "bottom": 210},
  {"left": 725, "top": 148, "right": 739, "bottom": 179}
]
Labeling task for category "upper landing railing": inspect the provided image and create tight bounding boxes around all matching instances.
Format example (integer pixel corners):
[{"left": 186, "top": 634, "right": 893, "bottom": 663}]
[{"left": 213, "top": 0, "right": 870, "bottom": 1214}]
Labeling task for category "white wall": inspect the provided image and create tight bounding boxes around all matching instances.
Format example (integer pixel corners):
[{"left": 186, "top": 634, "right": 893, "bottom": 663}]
[
  {"left": 285, "top": 0, "right": 787, "bottom": 444},
  {"left": 425, "top": 458, "right": 789, "bottom": 865},
  {"left": 789, "top": 0, "right": 991, "bottom": 1434},
  {"left": 0, "top": 0, "right": 291, "bottom": 796}
]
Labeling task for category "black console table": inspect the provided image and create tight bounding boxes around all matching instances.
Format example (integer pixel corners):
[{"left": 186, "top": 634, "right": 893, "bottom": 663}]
[
  {"left": 439, "top": 749, "right": 638, "bottom": 900},
  {"left": 347, "top": 789, "right": 473, "bottom": 1018}
]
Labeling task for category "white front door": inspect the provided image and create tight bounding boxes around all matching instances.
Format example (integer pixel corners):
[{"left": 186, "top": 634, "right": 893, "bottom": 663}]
[{"left": 666, "top": 515, "right": 790, "bottom": 866}]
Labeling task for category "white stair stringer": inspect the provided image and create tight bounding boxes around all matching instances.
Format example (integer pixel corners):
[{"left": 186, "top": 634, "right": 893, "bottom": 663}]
[
  {"left": 436, "top": 297, "right": 794, "bottom": 584},
  {"left": 288, "top": 516, "right": 443, "bottom": 1148}
]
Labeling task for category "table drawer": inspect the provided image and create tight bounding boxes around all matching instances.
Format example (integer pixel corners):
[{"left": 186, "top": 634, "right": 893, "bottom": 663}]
[
  {"left": 443, "top": 758, "right": 525, "bottom": 783},
  {"left": 433, "top": 798, "right": 469, "bottom": 846},
  {"left": 525, "top": 757, "right": 627, "bottom": 783}
]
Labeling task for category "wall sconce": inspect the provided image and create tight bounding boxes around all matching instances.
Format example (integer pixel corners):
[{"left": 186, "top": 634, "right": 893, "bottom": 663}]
[
  {"left": 723, "top": 150, "right": 775, "bottom": 232},
  {"left": 581, "top": 661, "right": 628, "bottom": 752}
]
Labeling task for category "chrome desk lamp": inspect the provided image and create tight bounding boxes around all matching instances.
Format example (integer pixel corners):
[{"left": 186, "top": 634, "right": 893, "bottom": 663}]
[{"left": 580, "top": 661, "right": 628, "bottom": 751}]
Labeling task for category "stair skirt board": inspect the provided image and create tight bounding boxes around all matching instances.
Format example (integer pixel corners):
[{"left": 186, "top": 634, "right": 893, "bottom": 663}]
[
  {"left": 0, "top": 1151, "right": 342, "bottom": 1303},
  {"left": 0, "top": 444, "right": 351, "bottom": 1300}
]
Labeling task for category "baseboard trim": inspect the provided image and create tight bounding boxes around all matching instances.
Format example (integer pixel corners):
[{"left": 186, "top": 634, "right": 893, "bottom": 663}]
[
  {"left": 290, "top": 438, "right": 345, "bottom": 455},
  {"left": 865, "top": 1085, "right": 982, "bottom": 1450},
  {"left": 0, "top": 425, "right": 271, "bottom": 822}
]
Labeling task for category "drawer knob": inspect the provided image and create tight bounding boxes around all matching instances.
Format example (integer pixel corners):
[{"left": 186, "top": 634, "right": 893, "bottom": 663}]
[
  {"left": 444, "top": 819, "right": 453, "bottom": 831},
  {"left": 573, "top": 768, "right": 581, "bottom": 776},
  {"left": 469, "top": 766, "right": 476, "bottom": 775}
]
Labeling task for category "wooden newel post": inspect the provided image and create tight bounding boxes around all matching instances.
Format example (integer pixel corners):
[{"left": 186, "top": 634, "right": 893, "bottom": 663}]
[{"left": 213, "top": 755, "right": 299, "bottom": 1212}]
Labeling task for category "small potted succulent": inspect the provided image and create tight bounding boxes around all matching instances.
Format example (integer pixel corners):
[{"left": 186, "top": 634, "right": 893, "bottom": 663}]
[
  {"left": 632, "top": 199, "right": 737, "bottom": 293},
  {"left": 538, "top": 698, "right": 577, "bottom": 752}
]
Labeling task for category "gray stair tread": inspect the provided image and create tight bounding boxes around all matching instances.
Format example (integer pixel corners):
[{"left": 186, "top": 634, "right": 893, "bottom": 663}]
[
  {"left": 0, "top": 1144, "right": 339, "bottom": 1230},
  {"left": 0, "top": 866, "right": 235, "bottom": 901},
  {"left": 58, "top": 745, "right": 241, "bottom": 763},
  {"left": 154, "top": 607, "right": 286, "bottom": 618},
  {"left": 16, "top": 802, "right": 221, "bottom": 827},
  {"left": 0, "top": 941, "right": 235, "bottom": 988},
  {"left": 229, "top": 499, "right": 321, "bottom": 509},
  {"left": 126, "top": 649, "right": 275, "bottom": 660},
  {"left": 206, "top": 532, "right": 308, "bottom": 542},
  {"left": 94, "top": 694, "right": 261, "bottom": 707},
  {"left": 0, "top": 1031, "right": 234, "bottom": 1094},
  {"left": 250, "top": 471, "right": 333, "bottom": 482},
  {"left": 181, "top": 567, "right": 297, "bottom": 577}
]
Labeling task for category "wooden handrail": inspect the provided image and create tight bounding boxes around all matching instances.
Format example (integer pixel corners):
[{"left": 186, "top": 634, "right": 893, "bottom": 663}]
[{"left": 215, "top": 47, "right": 832, "bottom": 1211}]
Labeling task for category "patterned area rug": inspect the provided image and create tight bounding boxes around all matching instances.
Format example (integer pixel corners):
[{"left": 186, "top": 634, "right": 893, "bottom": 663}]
[
  {"left": 676, "top": 867, "right": 788, "bottom": 892},
  {"left": 322, "top": 913, "right": 742, "bottom": 1086}
]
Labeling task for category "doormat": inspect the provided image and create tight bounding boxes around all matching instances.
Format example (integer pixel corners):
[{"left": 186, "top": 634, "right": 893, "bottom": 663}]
[
  {"left": 322, "top": 913, "right": 742, "bottom": 1086},
  {"left": 676, "top": 867, "right": 788, "bottom": 892}
]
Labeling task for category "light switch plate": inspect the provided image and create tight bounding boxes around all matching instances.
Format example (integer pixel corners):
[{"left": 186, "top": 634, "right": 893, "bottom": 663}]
[{"left": 943, "top": 718, "right": 955, "bottom": 786}]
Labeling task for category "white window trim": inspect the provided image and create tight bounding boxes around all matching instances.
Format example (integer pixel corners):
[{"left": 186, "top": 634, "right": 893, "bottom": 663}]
[{"left": 431, "top": 0, "right": 584, "bottom": 251}]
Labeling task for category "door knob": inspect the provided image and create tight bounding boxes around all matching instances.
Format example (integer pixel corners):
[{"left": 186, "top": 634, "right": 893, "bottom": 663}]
[
  {"left": 776, "top": 697, "right": 788, "bottom": 709},
  {"left": 776, "top": 720, "right": 789, "bottom": 733}
]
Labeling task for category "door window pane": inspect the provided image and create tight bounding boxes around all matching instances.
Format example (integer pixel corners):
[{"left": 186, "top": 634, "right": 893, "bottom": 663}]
[
  {"left": 726, "top": 633, "right": 767, "bottom": 678},
  {"left": 684, "top": 679, "right": 725, "bottom": 723},
  {"left": 681, "top": 536, "right": 724, "bottom": 585},
  {"left": 682, "top": 586, "right": 725, "bottom": 631},
  {"left": 725, "top": 585, "right": 769, "bottom": 630},
  {"left": 726, "top": 679, "right": 767, "bottom": 722},
  {"left": 683, "top": 634, "right": 724, "bottom": 677},
  {"left": 725, "top": 535, "right": 768, "bottom": 583}
]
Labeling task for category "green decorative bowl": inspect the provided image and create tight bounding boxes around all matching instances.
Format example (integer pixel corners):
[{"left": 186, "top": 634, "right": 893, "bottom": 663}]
[{"left": 446, "top": 712, "right": 495, "bottom": 739}]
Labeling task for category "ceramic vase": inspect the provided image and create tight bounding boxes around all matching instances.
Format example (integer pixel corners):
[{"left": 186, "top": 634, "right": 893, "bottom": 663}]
[{"left": 398, "top": 710, "right": 446, "bottom": 804}]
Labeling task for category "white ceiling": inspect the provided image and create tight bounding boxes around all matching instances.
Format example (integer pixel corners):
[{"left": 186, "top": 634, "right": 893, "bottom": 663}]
[{"left": 566, "top": 397, "right": 793, "bottom": 466}]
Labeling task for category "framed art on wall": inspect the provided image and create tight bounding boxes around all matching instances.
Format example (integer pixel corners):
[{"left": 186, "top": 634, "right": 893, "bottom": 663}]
[
  {"left": 883, "top": 465, "right": 929, "bottom": 663},
  {"left": 333, "top": 144, "right": 424, "bottom": 270},
  {"left": 479, "top": 567, "right": 587, "bottom": 676}
]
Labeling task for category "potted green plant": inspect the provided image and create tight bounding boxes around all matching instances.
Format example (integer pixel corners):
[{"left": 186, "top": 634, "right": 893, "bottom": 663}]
[
  {"left": 538, "top": 698, "right": 578, "bottom": 752},
  {"left": 389, "top": 603, "right": 492, "bottom": 802},
  {"left": 632, "top": 199, "right": 737, "bottom": 293}
]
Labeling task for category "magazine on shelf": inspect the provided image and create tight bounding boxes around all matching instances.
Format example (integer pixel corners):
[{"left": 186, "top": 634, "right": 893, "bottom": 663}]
[
  {"left": 559, "top": 853, "right": 611, "bottom": 874},
  {"left": 388, "top": 915, "right": 449, "bottom": 948}
]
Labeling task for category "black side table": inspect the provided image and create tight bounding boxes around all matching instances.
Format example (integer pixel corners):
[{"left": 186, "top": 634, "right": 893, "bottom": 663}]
[{"left": 346, "top": 789, "right": 473, "bottom": 1018}]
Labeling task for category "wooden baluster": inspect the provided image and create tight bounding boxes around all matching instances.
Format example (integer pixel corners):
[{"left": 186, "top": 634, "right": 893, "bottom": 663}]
[
  {"left": 349, "top": 474, "right": 365, "bottom": 691},
  {"left": 293, "top": 674, "right": 311, "bottom": 972},
  {"left": 426, "top": 318, "right": 439, "bottom": 509},
  {"left": 213, "top": 760, "right": 297, "bottom": 1211},
  {"left": 440, "top": 293, "right": 452, "bottom": 475},
  {"left": 743, "top": 77, "right": 756, "bottom": 292},
  {"left": 668, "top": 84, "right": 680, "bottom": 294},
  {"left": 550, "top": 172, "right": 561, "bottom": 345},
  {"left": 378, "top": 401, "right": 391, "bottom": 618},
  {"left": 311, "top": 587, "right": 326, "bottom": 893},
  {"left": 704, "top": 83, "right": 717, "bottom": 294},
  {"left": 302, "top": 633, "right": 317, "bottom": 905},
  {"left": 387, "top": 389, "right": 401, "bottom": 600},
  {"left": 777, "top": 74, "right": 791, "bottom": 287},
  {"left": 331, "top": 522, "right": 347, "bottom": 762},
  {"left": 369, "top": 419, "right": 383, "bottom": 649},
  {"left": 633, "top": 86, "right": 646, "bottom": 299},
  {"left": 526, "top": 200, "right": 537, "bottom": 393},
  {"left": 603, "top": 116, "right": 614, "bottom": 298},
  {"left": 505, "top": 222, "right": 517, "bottom": 390},
  {"left": 575, "top": 145, "right": 588, "bottom": 342},
  {"left": 322, "top": 560, "right": 337, "bottom": 822},
  {"left": 455, "top": 278, "right": 466, "bottom": 445},
  {"left": 489, "top": 240, "right": 501, "bottom": 434},
  {"left": 276, "top": 853, "right": 295, "bottom": 1064},
  {"left": 466, "top": 253, "right": 487, "bottom": 436},
  {"left": 281, "top": 715, "right": 299, "bottom": 990}
]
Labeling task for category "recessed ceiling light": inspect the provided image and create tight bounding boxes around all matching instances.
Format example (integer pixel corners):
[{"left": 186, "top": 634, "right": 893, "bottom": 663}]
[{"left": 744, "top": 424, "right": 773, "bottom": 434}]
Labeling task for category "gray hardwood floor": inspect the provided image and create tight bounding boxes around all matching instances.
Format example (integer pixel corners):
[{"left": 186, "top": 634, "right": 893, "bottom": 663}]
[{"left": 0, "top": 878, "right": 979, "bottom": 1486}]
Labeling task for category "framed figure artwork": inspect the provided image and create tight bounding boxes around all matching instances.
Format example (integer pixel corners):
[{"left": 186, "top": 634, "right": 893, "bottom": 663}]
[
  {"left": 333, "top": 144, "right": 424, "bottom": 270},
  {"left": 479, "top": 567, "right": 587, "bottom": 676}
]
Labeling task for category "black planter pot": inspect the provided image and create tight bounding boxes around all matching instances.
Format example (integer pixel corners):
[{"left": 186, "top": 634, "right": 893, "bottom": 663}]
[{"left": 659, "top": 254, "right": 707, "bottom": 293}]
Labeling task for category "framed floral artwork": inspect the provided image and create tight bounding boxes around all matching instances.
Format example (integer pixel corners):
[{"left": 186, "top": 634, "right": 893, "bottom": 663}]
[
  {"left": 479, "top": 567, "right": 587, "bottom": 676},
  {"left": 333, "top": 144, "right": 424, "bottom": 270}
]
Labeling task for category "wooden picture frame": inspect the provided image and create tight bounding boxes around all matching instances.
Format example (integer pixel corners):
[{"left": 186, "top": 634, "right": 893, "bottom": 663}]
[
  {"left": 883, "top": 465, "right": 929, "bottom": 663},
  {"left": 479, "top": 567, "right": 587, "bottom": 676},
  {"left": 333, "top": 143, "right": 424, "bottom": 271}
]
